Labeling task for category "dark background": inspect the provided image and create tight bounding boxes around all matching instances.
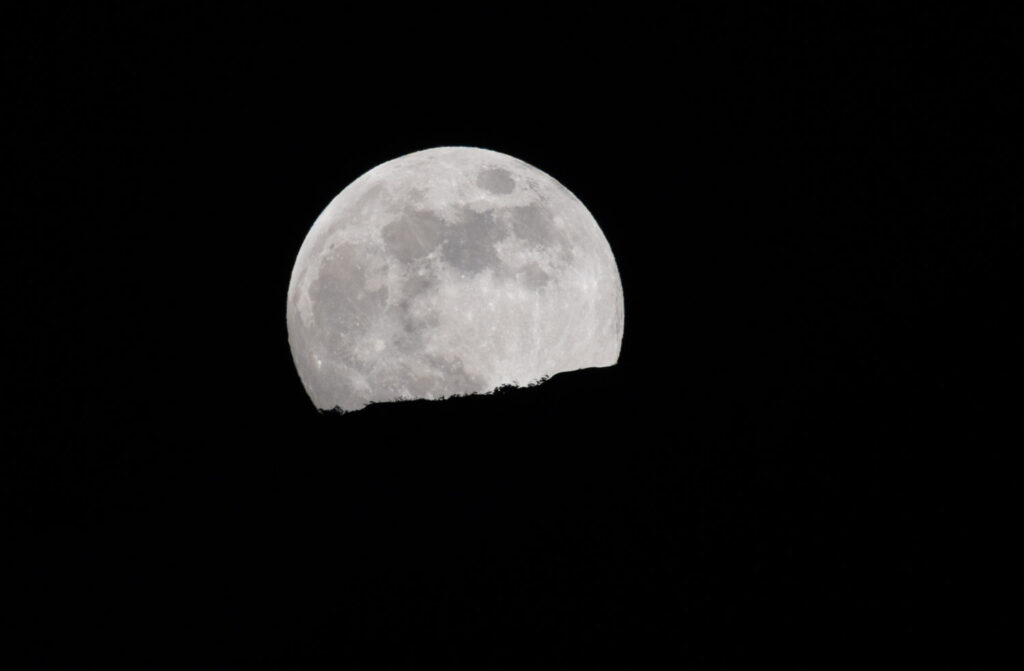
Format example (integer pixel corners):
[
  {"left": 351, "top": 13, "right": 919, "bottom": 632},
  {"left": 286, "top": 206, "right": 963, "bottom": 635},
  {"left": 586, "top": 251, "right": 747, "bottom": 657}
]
[{"left": 3, "top": 3, "right": 1017, "bottom": 667}]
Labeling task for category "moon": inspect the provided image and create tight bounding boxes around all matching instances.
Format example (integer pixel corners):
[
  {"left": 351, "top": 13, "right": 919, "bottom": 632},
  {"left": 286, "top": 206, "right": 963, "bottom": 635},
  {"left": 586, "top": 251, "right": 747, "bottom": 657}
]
[{"left": 287, "top": 146, "right": 624, "bottom": 412}]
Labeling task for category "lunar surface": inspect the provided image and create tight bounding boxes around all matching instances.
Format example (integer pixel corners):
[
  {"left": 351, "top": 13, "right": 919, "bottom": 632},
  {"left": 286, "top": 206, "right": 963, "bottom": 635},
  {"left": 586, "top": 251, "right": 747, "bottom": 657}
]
[{"left": 287, "top": 146, "right": 624, "bottom": 412}]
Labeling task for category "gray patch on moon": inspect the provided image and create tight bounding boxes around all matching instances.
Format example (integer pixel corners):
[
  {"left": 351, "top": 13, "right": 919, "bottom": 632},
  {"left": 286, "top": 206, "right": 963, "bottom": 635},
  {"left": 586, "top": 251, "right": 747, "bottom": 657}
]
[
  {"left": 398, "top": 270, "right": 437, "bottom": 305},
  {"left": 309, "top": 243, "right": 387, "bottom": 347},
  {"left": 476, "top": 168, "right": 516, "bottom": 194},
  {"left": 509, "top": 203, "right": 558, "bottom": 246},
  {"left": 517, "top": 262, "right": 552, "bottom": 289},
  {"left": 440, "top": 207, "right": 507, "bottom": 274},
  {"left": 382, "top": 208, "right": 446, "bottom": 262}
]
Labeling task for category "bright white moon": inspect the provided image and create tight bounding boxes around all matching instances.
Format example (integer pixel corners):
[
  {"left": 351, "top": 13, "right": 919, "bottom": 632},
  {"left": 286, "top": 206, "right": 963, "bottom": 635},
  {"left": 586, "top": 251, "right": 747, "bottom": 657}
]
[{"left": 287, "top": 146, "right": 624, "bottom": 412}]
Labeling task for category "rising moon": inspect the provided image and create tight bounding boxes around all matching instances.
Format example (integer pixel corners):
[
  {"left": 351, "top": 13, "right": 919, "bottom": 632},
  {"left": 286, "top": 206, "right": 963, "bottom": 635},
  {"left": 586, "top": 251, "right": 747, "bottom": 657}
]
[{"left": 287, "top": 146, "right": 624, "bottom": 412}]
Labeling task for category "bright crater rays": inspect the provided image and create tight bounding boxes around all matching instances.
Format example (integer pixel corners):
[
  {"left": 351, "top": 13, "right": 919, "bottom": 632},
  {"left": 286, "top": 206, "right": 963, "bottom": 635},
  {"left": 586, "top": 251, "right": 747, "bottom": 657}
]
[{"left": 287, "top": 146, "right": 624, "bottom": 412}]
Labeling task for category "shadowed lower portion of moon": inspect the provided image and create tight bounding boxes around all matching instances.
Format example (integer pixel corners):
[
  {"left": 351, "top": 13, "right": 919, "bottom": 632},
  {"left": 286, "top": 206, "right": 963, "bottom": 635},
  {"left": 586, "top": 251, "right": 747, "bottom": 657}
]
[{"left": 287, "top": 146, "right": 624, "bottom": 412}]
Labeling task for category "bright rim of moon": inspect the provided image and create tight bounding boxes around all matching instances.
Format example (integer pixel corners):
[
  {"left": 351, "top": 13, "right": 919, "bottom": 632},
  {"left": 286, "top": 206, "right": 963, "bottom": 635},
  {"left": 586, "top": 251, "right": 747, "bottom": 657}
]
[{"left": 287, "top": 146, "right": 624, "bottom": 412}]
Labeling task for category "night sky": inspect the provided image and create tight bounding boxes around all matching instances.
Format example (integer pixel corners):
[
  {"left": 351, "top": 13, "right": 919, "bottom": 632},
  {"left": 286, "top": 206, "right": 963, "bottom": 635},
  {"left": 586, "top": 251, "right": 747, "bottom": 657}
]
[{"left": 3, "top": 3, "right": 1016, "bottom": 667}]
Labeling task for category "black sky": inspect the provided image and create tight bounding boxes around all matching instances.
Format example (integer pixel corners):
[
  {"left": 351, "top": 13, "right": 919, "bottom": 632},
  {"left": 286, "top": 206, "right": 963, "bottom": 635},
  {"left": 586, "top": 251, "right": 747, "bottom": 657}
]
[{"left": 3, "top": 3, "right": 1017, "bottom": 667}]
